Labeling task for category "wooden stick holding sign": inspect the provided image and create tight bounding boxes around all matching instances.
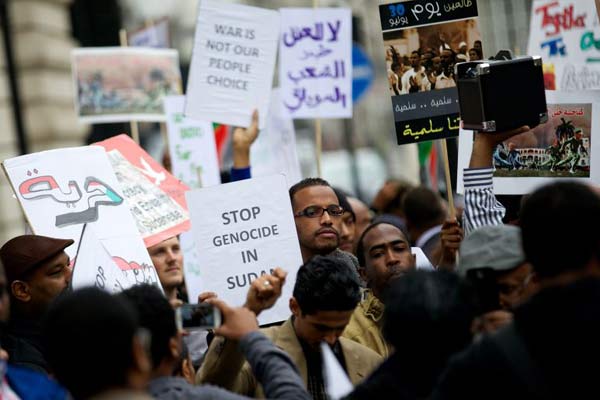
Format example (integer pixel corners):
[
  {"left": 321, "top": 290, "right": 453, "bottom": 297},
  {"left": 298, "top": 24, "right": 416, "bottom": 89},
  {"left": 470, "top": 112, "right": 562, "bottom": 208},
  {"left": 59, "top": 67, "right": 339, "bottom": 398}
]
[
  {"left": 440, "top": 139, "right": 455, "bottom": 219},
  {"left": 119, "top": 29, "right": 140, "bottom": 145}
]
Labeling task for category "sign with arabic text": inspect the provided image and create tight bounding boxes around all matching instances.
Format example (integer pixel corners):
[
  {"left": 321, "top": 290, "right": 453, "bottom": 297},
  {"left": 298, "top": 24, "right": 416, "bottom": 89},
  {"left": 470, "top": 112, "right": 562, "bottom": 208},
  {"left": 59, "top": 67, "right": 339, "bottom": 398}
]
[
  {"left": 185, "top": 174, "right": 302, "bottom": 325},
  {"left": 185, "top": 0, "right": 279, "bottom": 129},
  {"left": 379, "top": 0, "right": 479, "bottom": 145},
  {"left": 2, "top": 146, "right": 158, "bottom": 281},
  {"left": 279, "top": 8, "right": 352, "bottom": 119}
]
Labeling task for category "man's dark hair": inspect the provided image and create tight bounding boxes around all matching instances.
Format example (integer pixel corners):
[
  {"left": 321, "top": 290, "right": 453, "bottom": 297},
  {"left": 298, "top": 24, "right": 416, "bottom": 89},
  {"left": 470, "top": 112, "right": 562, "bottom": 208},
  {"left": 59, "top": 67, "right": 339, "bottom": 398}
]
[
  {"left": 383, "top": 270, "right": 475, "bottom": 356},
  {"left": 293, "top": 255, "right": 361, "bottom": 315},
  {"left": 333, "top": 187, "right": 355, "bottom": 221},
  {"left": 120, "top": 284, "right": 176, "bottom": 369},
  {"left": 403, "top": 187, "right": 445, "bottom": 230},
  {"left": 43, "top": 287, "right": 139, "bottom": 399},
  {"left": 356, "top": 222, "right": 410, "bottom": 267},
  {"left": 520, "top": 182, "right": 600, "bottom": 278},
  {"left": 289, "top": 177, "right": 333, "bottom": 207}
]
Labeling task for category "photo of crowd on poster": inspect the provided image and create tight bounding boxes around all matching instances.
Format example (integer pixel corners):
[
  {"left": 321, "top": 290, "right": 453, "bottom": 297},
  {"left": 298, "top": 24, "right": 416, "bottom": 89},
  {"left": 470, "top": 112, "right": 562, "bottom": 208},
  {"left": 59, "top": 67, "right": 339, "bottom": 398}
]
[{"left": 383, "top": 19, "right": 481, "bottom": 97}]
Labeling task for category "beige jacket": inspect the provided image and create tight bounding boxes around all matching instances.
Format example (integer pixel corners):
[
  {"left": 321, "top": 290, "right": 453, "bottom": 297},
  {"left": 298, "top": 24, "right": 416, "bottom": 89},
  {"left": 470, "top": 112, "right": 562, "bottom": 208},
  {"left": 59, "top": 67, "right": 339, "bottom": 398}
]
[
  {"left": 197, "top": 318, "right": 382, "bottom": 398},
  {"left": 342, "top": 291, "right": 390, "bottom": 358}
]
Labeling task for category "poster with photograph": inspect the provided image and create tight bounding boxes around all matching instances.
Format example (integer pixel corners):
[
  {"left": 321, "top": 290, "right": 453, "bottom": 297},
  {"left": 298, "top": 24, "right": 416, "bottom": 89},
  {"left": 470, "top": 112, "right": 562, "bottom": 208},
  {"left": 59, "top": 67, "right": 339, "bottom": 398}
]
[
  {"left": 379, "top": 0, "right": 480, "bottom": 145},
  {"left": 72, "top": 47, "right": 182, "bottom": 123},
  {"left": 2, "top": 146, "right": 158, "bottom": 282},
  {"left": 457, "top": 91, "right": 600, "bottom": 195},
  {"left": 185, "top": 0, "right": 279, "bottom": 129},
  {"left": 279, "top": 8, "right": 352, "bottom": 119}
]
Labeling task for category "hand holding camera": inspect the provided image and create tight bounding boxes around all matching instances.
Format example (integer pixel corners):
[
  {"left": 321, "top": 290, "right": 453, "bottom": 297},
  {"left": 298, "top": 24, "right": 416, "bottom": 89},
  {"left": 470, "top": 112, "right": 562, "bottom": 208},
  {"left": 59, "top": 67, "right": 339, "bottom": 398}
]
[{"left": 207, "top": 298, "right": 259, "bottom": 341}]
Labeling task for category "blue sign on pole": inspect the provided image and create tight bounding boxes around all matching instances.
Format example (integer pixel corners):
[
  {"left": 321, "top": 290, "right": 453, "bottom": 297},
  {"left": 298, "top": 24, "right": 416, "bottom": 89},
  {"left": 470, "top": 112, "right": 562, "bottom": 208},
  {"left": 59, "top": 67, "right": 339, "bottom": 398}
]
[{"left": 352, "top": 43, "right": 375, "bottom": 104}]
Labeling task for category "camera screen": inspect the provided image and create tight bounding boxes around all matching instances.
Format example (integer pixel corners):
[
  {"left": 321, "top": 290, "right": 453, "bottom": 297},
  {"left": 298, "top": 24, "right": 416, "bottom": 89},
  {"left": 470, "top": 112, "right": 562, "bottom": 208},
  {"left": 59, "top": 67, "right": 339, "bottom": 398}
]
[{"left": 181, "top": 304, "right": 217, "bottom": 329}]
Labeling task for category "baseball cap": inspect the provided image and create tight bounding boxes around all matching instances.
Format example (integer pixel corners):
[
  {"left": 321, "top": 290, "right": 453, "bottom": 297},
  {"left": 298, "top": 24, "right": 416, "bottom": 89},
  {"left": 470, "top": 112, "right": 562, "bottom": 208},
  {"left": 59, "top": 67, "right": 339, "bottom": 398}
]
[
  {"left": 457, "top": 225, "right": 525, "bottom": 276},
  {"left": 0, "top": 235, "right": 74, "bottom": 282}
]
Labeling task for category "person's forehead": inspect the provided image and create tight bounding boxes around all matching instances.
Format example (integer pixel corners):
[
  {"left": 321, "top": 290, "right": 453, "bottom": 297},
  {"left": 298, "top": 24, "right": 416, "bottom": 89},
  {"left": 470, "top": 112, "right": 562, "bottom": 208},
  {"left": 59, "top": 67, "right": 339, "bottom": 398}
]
[
  {"left": 36, "top": 251, "right": 69, "bottom": 271},
  {"left": 306, "top": 309, "right": 353, "bottom": 325},
  {"left": 149, "top": 236, "right": 179, "bottom": 252},
  {"left": 364, "top": 224, "right": 408, "bottom": 250},
  {"left": 293, "top": 186, "right": 338, "bottom": 208}
]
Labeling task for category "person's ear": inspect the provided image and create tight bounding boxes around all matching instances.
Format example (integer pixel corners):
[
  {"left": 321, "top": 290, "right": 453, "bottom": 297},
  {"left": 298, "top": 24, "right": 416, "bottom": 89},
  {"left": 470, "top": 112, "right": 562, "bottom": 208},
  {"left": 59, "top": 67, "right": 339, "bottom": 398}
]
[
  {"left": 358, "top": 266, "right": 368, "bottom": 283},
  {"left": 11, "top": 281, "right": 31, "bottom": 302},
  {"left": 181, "top": 358, "right": 195, "bottom": 385},
  {"left": 132, "top": 333, "right": 152, "bottom": 376},
  {"left": 289, "top": 297, "right": 300, "bottom": 317}
]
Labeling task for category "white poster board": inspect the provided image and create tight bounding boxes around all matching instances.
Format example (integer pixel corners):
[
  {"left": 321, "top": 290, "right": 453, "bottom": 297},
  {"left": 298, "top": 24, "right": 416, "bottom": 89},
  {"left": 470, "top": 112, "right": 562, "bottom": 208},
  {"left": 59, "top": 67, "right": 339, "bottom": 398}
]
[
  {"left": 185, "top": 174, "right": 303, "bottom": 325},
  {"left": 457, "top": 91, "right": 600, "bottom": 195},
  {"left": 164, "top": 95, "right": 221, "bottom": 189},
  {"left": 250, "top": 89, "right": 302, "bottom": 186},
  {"left": 279, "top": 8, "right": 352, "bottom": 119},
  {"left": 185, "top": 0, "right": 279, "bottom": 129},
  {"left": 72, "top": 224, "right": 160, "bottom": 293},
  {"left": 2, "top": 146, "right": 158, "bottom": 283}
]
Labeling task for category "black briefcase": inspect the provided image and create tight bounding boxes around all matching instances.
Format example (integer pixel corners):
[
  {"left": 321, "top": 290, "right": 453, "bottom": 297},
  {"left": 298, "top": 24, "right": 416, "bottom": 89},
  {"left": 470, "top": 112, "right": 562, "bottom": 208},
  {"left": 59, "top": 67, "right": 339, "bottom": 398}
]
[{"left": 455, "top": 50, "right": 548, "bottom": 133}]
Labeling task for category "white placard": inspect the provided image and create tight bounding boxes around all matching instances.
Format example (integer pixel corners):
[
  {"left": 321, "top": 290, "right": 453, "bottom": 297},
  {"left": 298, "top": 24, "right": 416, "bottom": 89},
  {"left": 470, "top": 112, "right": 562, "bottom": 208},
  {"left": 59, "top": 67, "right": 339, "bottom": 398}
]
[
  {"left": 279, "top": 8, "right": 352, "bottom": 119},
  {"left": 528, "top": 1, "right": 599, "bottom": 64},
  {"left": 250, "top": 89, "right": 302, "bottom": 186},
  {"left": 2, "top": 146, "right": 157, "bottom": 273},
  {"left": 321, "top": 342, "right": 353, "bottom": 400},
  {"left": 457, "top": 91, "right": 600, "bottom": 195},
  {"left": 185, "top": 174, "right": 303, "bottom": 325},
  {"left": 164, "top": 95, "right": 221, "bottom": 189},
  {"left": 185, "top": 0, "right": 279, "bottom": 129}
]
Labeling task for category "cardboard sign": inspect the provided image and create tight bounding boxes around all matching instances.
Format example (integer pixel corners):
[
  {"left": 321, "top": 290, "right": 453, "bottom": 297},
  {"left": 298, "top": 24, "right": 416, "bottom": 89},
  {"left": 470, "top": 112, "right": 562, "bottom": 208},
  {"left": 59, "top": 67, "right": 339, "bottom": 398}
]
[
  {"left": 2, "top": 146, "right": 156, "bottom": 272},
  {"left": 378, "top": 0, "right": 480, "bottom": 145},
  {"left": 279, "top": 8, "right": 352, "bottom": 119},
  {"left": 185, "top": 174, "right": 302, "bottom": 325},
  {"left": 94, "top": 134, "right": 190, "bottom": 248},
  {"left": 457, "top": 91, "right": 600, "bottom": 195},
  {"left": 528, "top": 1, "right": 599, "bottom": 63},
  {"left": 72, "top": 224, "right": 160, "bottom": 293},
  {"left": 185, "top": 0, "right": 279, "bottom": 129},
  {"left": 129, "top": 18, "right": 171, "bottom": 48},
  {"left": 72, "top": 47, "right": 182, "bottom": 123},
  {"left": 250, "top": 89, "right": 302, "bottom": 186},
  {"left": 163, "top": 96, "right": 221, "bottom": 189}
]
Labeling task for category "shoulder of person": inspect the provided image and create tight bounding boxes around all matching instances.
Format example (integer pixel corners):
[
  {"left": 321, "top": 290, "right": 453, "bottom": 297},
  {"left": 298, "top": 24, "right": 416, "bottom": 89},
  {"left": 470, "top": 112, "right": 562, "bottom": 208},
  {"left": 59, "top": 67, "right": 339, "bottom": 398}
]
[{"left": 340, "top": 336, "right": 382, "bottom": 363}]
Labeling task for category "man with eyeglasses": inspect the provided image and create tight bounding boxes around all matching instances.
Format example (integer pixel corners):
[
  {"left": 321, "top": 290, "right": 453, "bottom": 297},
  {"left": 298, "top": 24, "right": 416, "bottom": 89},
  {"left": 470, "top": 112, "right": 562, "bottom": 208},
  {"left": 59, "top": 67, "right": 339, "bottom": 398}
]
[
  {"left": 289, "top": 178, "right": 346, "bottom": 263},
  {"left": 457, "top": 225, "right": 538, "bottom": 334}
]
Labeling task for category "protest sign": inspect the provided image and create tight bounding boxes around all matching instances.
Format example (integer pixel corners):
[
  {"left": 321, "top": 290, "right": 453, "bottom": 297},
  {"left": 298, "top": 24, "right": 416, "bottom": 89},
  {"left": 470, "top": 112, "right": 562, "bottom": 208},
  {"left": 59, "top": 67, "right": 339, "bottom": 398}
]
[
  {"left": 250, "top": 89, "right": 302, "bottom": 186},
  {"left": 72, "top": 224, "right": 160, "bottom": 293},
  {"left": 94, "top": 134, "right": 190, "bottom": 248},
  {"left": 378, "top": 0, "right": 480, "bottom": 145},
  {"left": 528, "top": 1, "right": 599, "bottom": 64},
  {"left": 185, "top": 0, "right": 279, "bottom": 129},
  {"left": 185, "top": 174, "right": 302, "bottom": 325},
  {"left": 164, "top": 96, "right": 221, "bottom": 189},
  {"left": 2, "top": 146, "right": 157, "bottom": 276},
  {"left": 279, "top": 8, "right": 352, "bottom": 119},
  {"left": 128, "top": 18, "right": 171, "bottom": 48},
  {"left": 457, "top": 91, "right": 600, "bottom": 195},
  {"left": 72, "top": 47, "right": 182, "bottom": 123}
]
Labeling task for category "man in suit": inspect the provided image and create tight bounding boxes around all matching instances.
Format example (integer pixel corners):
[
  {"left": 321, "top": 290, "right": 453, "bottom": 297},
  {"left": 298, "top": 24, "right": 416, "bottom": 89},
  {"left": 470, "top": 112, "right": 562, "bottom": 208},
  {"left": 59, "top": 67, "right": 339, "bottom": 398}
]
[
  {"left": 197, "top": 255, "right": 382, "bottom": 399},
  {"left": 403, "top": 187, "right": 446, "bottom": 264}
]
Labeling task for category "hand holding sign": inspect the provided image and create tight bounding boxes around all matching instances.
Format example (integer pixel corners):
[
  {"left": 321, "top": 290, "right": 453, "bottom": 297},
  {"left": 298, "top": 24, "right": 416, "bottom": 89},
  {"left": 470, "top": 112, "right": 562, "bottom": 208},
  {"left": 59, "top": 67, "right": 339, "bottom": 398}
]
[
  {"left": 244, "top": 267, "right": 287, "bottom": 316},
  {"left": 233, "top": 110, "right": 260, "bottom": 169}
]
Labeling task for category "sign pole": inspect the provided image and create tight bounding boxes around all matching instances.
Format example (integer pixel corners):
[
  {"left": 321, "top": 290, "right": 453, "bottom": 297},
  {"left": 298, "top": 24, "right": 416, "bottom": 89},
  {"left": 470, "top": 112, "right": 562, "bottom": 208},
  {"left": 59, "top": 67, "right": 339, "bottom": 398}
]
[
  {"left": 119, "top": 28, "right": 140, "bottom": 145},
  {"left": 440, "top": 139, "right": 455, "bottom": 219},
  {"left": 313, "top": 0, "right": 322, "bottom": 178}
]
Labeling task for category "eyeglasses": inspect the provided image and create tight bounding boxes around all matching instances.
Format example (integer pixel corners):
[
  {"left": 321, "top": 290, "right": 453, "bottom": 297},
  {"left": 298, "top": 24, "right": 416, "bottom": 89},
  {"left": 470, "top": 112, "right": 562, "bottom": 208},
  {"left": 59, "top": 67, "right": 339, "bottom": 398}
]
[{"left": 294, "top": 205, "right": 344, "bottom": 218}]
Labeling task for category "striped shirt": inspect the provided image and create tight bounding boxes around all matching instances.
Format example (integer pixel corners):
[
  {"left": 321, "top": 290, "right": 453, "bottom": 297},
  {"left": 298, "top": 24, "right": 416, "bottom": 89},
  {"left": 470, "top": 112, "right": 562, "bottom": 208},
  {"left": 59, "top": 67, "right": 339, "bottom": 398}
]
[{"left": 462, "top": 168, "right": 505, "bottom": 236}]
